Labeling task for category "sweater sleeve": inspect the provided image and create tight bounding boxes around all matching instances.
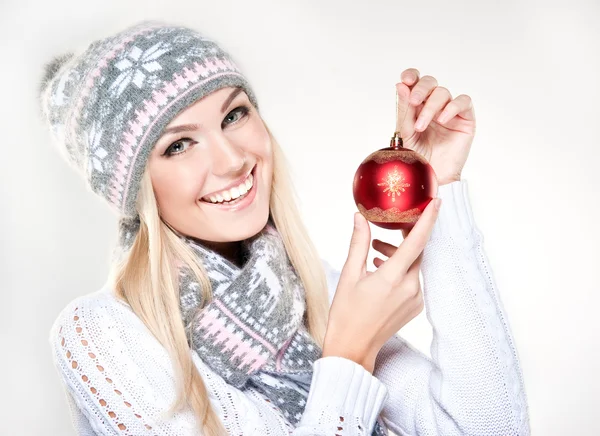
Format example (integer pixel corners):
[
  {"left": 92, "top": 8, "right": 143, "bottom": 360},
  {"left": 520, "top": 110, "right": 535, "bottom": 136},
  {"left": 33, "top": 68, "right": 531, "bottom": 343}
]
[
  {"left": 50, "top": 290, "right": 389, "bottom": 436},
  {"left": 322, "top": 179, "right": 531, "bottom": 436},
  {"left": 49, "top": 292, "right": 210, "bottom": 435},
  {"left": 292, "top": 356, "right": 389, "bottom": 435}
]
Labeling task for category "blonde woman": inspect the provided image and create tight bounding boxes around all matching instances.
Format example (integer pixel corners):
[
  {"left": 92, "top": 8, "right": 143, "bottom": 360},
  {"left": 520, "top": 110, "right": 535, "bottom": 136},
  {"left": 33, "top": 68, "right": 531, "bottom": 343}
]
[{"left": 40, "top": 20, "right": 530, "bottom": 436}]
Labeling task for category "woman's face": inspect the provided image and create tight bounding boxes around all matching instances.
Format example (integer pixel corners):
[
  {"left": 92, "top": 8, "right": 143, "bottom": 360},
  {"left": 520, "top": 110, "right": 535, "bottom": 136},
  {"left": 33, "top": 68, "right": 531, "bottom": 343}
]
[{"left": 147, "top": 87, "right": 273, "bottom": 244}]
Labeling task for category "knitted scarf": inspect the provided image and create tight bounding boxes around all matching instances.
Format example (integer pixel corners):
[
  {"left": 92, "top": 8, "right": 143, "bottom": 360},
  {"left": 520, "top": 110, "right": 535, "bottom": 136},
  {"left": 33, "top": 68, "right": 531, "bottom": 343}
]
[{"left": 115, "top": 217, "right": 387, "bottom": 434}]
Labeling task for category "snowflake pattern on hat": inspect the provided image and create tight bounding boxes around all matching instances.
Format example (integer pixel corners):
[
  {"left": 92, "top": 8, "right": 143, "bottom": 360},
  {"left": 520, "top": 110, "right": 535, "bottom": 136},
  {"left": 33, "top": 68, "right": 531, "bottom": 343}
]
[{"left": 39, "top": 20, "right": 260, "bottom": 218}]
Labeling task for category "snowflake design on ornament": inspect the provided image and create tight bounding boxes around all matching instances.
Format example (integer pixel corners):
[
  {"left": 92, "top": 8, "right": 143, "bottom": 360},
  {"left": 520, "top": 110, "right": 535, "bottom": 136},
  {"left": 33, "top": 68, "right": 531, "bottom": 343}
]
[{"left": 377, "top": 165, "right": 411, "bottom": 202}]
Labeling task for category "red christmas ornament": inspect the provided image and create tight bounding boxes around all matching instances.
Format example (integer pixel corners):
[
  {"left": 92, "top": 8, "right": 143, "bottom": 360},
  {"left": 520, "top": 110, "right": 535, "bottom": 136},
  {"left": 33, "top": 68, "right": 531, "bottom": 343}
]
[
  {"left": 353, "top": 87, "right": 439, "bottom": 230},
  {"left": 353, "top": 81, "right": 441, "bottom": 231},
  {"left": 353, "top": 133, "right": 438, "bottom": 230}
]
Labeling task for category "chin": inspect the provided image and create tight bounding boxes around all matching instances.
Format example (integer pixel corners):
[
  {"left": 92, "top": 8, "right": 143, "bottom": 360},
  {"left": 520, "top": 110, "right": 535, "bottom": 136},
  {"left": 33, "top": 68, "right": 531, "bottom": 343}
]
[
  {"left": 205, "top": 206, "right": 271, "bottom": 243},
  {"left": 184, "top": 163, "right": 273, "bottom": 242},
  {"left": 235, "top": 208, "right": 271, "bottom": 241}
]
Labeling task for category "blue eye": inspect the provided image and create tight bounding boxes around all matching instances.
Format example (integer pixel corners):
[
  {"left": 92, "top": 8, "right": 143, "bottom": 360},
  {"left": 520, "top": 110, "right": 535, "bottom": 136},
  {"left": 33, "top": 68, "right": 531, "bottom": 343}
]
[
  {"left": 223, "top": 105, "right": 250, "bottom": 126},
  {"left": 164, "top": 138, "right": 194, "bottom": 157},
  {"left": 163, "top": 105, "right": 251, "bottom": 158}
]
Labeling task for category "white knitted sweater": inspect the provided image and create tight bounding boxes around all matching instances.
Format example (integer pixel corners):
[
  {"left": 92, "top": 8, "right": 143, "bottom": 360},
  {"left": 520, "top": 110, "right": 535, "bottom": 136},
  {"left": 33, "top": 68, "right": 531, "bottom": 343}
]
[{"left": 49, "top": 179, "right": 531, "bottom": 435}]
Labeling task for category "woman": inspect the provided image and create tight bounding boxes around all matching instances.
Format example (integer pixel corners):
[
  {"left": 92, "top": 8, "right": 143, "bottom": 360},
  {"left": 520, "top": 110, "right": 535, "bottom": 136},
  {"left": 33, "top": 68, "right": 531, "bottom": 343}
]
[{"left": 40, "top": 20, "right": 530, "bottom": 435}]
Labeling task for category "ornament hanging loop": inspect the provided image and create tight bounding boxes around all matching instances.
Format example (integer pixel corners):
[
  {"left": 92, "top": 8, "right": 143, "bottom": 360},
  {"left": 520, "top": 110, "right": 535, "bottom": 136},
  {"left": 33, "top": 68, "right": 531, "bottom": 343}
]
[
  {"left": 390, "top": 132, "right": 403, "bottom": 149},
  {"left": 391, "top": 84, "right": 409, "bottom": 149}
]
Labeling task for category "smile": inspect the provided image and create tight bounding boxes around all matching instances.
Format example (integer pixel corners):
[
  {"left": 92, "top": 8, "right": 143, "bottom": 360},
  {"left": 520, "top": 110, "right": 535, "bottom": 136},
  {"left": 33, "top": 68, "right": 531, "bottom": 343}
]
[{"left": 199, "top": 165, "right": 258, "bottom": 211}]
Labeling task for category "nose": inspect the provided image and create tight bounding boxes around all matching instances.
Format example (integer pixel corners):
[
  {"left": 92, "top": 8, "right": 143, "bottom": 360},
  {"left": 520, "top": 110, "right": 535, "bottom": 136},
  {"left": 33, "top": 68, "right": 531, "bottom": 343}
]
[{"left": 206, "top": 131, "right": 247, "bottom": 176}]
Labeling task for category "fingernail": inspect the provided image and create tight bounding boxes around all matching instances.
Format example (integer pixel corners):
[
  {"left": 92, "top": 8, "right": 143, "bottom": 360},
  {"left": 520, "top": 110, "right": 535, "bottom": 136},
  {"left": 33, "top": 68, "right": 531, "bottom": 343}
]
[
  {"left": 354, "top": 212, "right": 361, "bottom": 227},
  {"left": 434, "top": 198, "right": 442, "bottom": 210},
  {"left": 415, "top": 117, "right": 425, "bottom": 130}
]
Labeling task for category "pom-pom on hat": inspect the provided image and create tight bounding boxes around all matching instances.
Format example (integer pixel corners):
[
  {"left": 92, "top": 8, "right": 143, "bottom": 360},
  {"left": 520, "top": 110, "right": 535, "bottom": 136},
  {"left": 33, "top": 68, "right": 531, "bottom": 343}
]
[{"left": 38, "top": 20, "right": 259, "bottom": 218}]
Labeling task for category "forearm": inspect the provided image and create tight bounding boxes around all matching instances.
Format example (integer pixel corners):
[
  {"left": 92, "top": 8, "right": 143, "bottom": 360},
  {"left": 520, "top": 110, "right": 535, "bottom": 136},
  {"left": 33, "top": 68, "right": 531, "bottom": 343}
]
[{"left": 373, "top": 180, "right": 530, "bottom": 435}]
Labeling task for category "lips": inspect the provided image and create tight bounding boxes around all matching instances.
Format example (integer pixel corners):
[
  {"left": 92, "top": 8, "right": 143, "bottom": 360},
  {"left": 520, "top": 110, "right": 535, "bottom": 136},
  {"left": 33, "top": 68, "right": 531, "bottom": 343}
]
[
  {"left": 201, "top": 164, "right": 255, "bottom": 199},
  {"left": 198, "top": 163, "right": 259, "bottom": 212},
  {"left": 200, "top": 164, "right": 257, "bottom": 204}
]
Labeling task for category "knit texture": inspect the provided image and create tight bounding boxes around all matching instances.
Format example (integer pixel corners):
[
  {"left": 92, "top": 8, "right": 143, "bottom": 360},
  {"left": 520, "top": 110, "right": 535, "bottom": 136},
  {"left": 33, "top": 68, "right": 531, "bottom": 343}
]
[
  {"left": 48, "top": 179, "right": 531, "bottom": 435},
  {"left": 38, "top": 20, "right": 259, "bottom": 218},
  {"left": 114, "top": 215, "right": 387, "bottom": 434},
  {"left": 177, "top": 218, "right": 385, "bottom": 434}
]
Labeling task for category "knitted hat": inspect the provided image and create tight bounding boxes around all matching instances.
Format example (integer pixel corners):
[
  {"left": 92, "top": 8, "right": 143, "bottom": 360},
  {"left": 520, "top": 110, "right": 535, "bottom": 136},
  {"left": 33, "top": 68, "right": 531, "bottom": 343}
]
[{"left": 38, "top": 20, "right": 260, "bottom": 218}]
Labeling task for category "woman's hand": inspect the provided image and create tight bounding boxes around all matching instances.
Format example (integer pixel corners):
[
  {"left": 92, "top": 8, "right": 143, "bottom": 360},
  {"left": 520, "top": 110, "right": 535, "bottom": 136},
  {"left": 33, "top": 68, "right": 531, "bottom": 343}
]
[
  {"left": 396, "top": 68, "right": 476, "bottom": 186},
  {"left": 322, "top": 198, "right": 442, "bottom": 373}
]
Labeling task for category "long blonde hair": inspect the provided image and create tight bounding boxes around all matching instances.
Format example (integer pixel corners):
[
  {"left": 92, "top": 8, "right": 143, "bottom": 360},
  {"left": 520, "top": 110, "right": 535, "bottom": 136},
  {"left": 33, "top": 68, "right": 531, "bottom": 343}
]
[{"left": 107, "top": 121, "right": 330, "bottom": 435}]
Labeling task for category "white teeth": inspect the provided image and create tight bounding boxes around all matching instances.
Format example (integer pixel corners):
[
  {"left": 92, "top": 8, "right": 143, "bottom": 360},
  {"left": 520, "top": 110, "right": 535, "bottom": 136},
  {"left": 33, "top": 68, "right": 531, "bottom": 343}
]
[{"left": 202, "top": 170, "right": 255, "bottom": 204}]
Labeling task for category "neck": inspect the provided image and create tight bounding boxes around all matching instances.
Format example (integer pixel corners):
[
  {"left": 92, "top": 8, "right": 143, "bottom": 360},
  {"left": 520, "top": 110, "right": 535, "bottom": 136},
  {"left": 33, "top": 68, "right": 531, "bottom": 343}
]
[
  {"left": 194, "top": 239, "right": 246, "bottom": 268},
  {"left": 162, "top": 218, "right": 248, "bottom": 268}
]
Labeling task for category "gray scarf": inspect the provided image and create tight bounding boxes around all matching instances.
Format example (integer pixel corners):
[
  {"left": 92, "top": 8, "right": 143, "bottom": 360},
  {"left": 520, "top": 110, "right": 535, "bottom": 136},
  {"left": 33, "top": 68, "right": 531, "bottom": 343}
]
[{"left": 116, "top": 217, "right": 387, "bottom": 433}]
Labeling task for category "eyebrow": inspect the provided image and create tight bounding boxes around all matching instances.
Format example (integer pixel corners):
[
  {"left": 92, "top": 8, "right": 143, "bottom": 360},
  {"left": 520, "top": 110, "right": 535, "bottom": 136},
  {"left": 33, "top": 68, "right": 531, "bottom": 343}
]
[{"left": 161, "top": 87, "right": 245, "bottom": 136}]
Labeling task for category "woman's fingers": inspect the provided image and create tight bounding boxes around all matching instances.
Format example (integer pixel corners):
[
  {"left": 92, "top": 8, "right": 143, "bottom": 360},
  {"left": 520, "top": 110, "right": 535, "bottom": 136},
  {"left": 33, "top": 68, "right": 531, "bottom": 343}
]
[
  {"left": 373, "top": 239, "right": 424, "bottom": 272},
  {"left": 399, "top": 70, "right": 475, "bottom": 134},
  {"left": 406, "top": 75, "right": 439, "bottom": 106},
  {"left": 374, "top": 254, "right": 420, "bottom": 270},
  {"left": 406, "top": 251, "right": 424, "bottom": 275},
  {"left": 373, "top": 198, "right": 441, "bottom": 286},
  {"left": 437, "top": 94, "right": 476, "bottom": 123},
  {"left": 340, "top": 212, "right": 372, "bottom": 286},
  {"left": 400, "top": 68, "right": 420, "bottom": 86},
  {"left": 395, "top": 82, "right": 417, "bottom": 135},
  {"left": 397, "top": 68, "right": 420, "bottom": 135},
  {"left": 396, "top": 70, "right": 441, "bottom": 135},
  {"left": 372, "top": 239, "right": 397, "bottom": 258},
  {"left": 414, "top": 86, "right": 452, "bottom": 132}
]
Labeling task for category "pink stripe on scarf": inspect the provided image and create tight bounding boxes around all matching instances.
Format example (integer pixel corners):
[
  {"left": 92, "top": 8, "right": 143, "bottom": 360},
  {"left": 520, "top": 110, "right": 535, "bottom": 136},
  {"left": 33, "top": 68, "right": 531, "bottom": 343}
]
[
  {"left": 197, "top": 308, "right": 267, "bottom": 372},
  {"left": 213, "top": 299, "right": 277, "bottom": 356}
]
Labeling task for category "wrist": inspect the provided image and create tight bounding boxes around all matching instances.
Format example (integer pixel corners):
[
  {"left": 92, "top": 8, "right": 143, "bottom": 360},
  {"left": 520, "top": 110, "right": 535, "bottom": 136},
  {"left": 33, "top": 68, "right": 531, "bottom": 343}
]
[
  {"left": 322, "top": 346, "right": 375, "bottom": 374},
  {"left": 438, "top": 175, "right": 461, "bottom": 186}
]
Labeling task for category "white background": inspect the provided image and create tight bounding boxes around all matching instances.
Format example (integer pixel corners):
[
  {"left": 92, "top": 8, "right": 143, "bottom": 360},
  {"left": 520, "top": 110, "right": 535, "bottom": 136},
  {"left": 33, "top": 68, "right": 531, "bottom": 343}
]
[{"left": 1, "top": 0, "right": 598, "bottom": 434}]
